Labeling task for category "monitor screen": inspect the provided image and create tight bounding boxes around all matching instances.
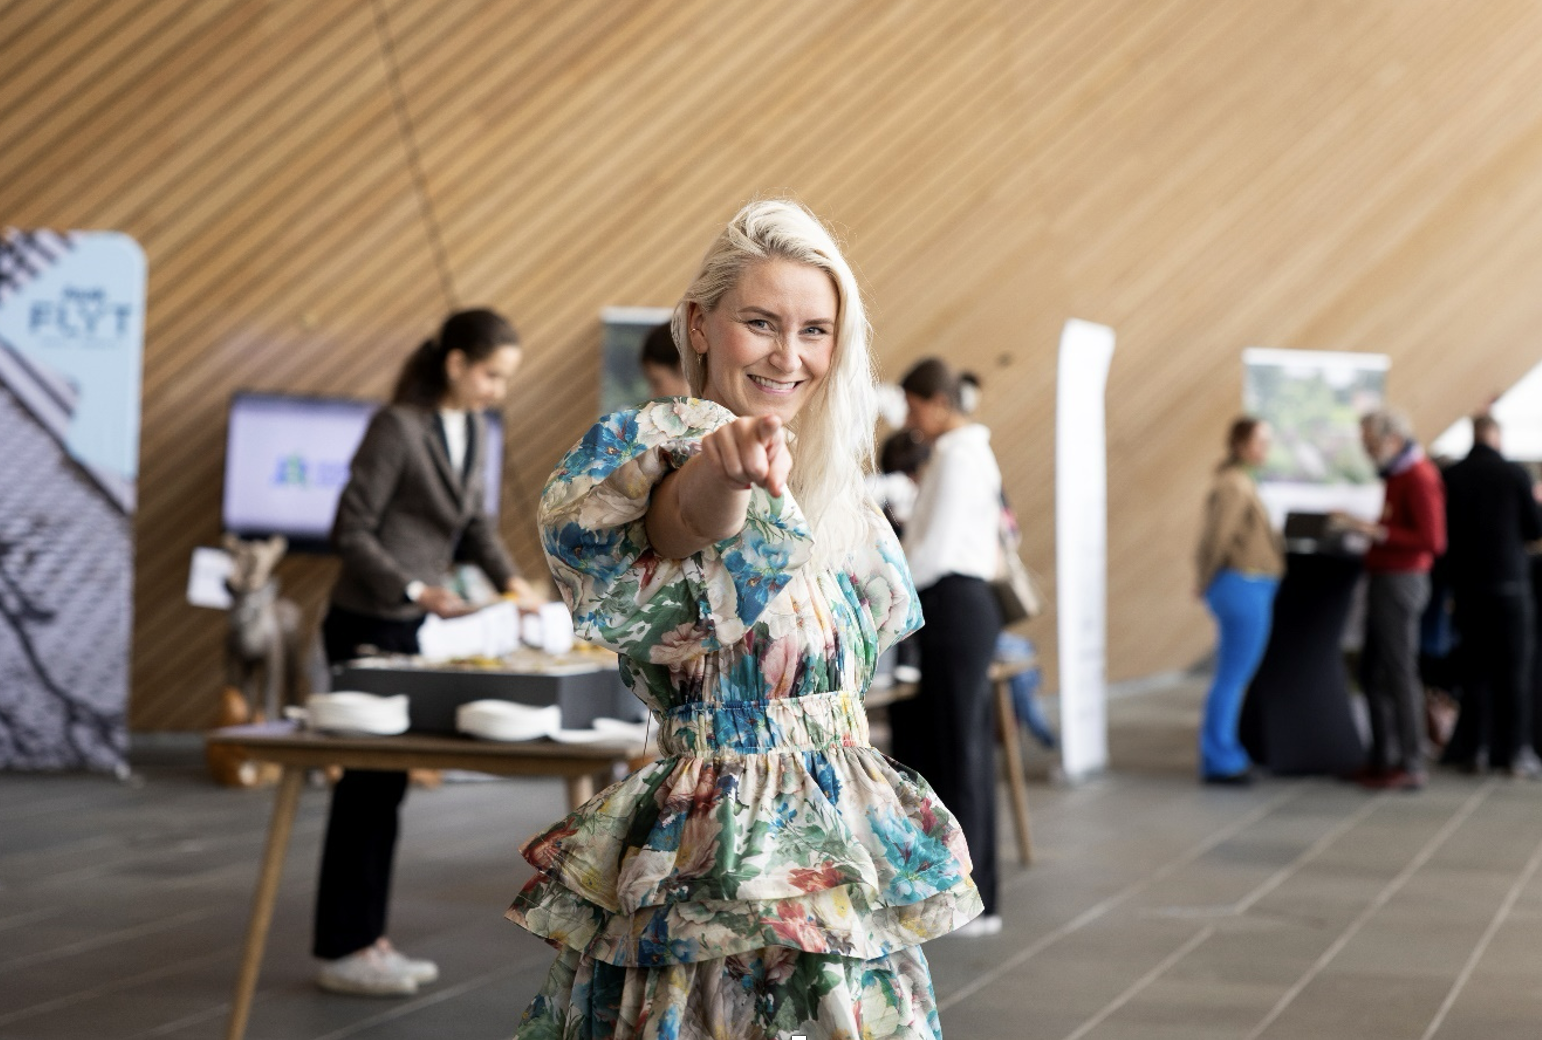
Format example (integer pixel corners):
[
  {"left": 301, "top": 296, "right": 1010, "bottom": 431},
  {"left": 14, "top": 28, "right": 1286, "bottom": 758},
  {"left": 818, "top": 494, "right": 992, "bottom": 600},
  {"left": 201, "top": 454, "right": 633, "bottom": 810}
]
[{"left": 222, "top": 393, "right": 501, "bottom": 549}]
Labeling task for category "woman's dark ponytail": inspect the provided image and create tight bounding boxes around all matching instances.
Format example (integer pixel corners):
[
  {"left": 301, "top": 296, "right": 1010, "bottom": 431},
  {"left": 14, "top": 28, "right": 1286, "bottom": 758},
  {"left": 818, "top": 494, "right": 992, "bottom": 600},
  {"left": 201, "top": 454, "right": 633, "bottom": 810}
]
[{"left": 391, "top": 309, "right": 520, "bottom": 407}]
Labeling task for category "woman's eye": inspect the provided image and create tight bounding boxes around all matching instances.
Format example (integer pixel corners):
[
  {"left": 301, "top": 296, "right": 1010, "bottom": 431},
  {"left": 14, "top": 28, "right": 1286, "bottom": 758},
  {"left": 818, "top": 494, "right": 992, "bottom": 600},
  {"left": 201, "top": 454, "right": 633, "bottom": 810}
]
[
  {"left": 802, "top": 326, "right": 829, "bottom": 337},
  {"left": 746, "top": 318, "right": 771, "bottom": 331}
]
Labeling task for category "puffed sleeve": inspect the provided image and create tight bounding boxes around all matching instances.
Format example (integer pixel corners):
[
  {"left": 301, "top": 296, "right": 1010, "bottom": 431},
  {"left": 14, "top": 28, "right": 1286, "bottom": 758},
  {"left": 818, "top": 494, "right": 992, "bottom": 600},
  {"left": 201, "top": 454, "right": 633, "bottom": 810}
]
[
  {"left": 538, "top": 398, "right": 814, "bottom": 659},
  {"left": 857, "top": 504, "right": 924, "bottom": 656}
]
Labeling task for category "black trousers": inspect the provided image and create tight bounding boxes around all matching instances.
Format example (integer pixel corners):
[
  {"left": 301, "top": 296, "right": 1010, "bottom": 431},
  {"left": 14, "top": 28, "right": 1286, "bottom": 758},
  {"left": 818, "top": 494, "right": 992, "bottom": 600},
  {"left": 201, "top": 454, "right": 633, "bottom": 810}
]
[
  {"left": 313, "top": 605, "right": 424, "bottom": 960},
  {"left": 1449, "top": 587, "right": 1534, "bottom": 769},
  {"left": 889, "top": 575, "right": 1003, "bottom": 914}
]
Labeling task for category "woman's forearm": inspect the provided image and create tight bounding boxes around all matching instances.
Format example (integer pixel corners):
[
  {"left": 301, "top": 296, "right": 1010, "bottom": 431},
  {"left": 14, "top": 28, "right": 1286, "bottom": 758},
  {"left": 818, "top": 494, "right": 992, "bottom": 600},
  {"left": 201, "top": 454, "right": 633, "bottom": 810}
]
[{"left": 646, "top": 453, "right": 753, "bottom": 559}]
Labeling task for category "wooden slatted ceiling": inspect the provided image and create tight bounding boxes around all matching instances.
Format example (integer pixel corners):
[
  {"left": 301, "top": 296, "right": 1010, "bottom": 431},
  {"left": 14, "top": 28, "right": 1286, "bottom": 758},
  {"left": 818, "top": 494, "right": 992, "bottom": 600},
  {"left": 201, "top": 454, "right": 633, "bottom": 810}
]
[{"left": 7, "top": 0, "right": 1542, "bottom": 730}]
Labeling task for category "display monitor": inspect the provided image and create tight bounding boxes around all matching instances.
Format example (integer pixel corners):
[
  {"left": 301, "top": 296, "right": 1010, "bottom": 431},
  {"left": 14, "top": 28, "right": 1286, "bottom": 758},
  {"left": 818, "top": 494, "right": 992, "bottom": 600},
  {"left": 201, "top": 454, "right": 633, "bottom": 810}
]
[{"left": 222, "top": 392, "right": 501, "bottom": 550}]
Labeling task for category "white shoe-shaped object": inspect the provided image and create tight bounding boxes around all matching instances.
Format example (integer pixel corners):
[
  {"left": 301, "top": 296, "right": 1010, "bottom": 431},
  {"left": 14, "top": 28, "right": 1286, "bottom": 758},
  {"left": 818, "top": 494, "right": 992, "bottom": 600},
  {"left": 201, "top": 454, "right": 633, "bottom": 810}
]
[
  {"left": 376, "top": 939, "right": 438, "bottom": 984},
  {"left": 316, "top": 945, "right": 418, "bottom": 997},
  {"left": 950, "top": 914, "right": 1004, "bottom": 938}
]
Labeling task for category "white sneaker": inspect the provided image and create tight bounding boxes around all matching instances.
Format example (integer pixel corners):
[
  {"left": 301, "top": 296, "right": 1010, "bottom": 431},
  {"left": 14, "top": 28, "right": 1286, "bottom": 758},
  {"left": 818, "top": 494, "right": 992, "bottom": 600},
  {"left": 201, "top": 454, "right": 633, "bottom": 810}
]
[
  {"left": 316, "top": 945, "right": 418, "bottom": 997},
  {"left": 376, "top": 939, "right": 439, "bottom": 984},
  {"left": 950, "top": 914, "right": 1004, "bottom": 938}
]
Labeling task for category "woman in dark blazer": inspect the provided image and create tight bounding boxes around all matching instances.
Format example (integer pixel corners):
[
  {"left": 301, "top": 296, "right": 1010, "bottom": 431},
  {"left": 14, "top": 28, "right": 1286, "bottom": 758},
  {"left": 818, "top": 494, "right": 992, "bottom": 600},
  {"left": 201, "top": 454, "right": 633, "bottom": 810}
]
[{"left": 314, "top": 308, "right": 529, "bottom": 997}]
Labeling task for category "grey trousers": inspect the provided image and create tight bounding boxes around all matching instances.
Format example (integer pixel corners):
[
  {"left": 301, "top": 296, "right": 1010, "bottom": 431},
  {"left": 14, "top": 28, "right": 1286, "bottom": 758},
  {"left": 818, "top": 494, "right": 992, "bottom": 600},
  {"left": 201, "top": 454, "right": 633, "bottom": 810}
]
[{"left": 1361, "top": 571, "right": 1432, "bottom": 773}]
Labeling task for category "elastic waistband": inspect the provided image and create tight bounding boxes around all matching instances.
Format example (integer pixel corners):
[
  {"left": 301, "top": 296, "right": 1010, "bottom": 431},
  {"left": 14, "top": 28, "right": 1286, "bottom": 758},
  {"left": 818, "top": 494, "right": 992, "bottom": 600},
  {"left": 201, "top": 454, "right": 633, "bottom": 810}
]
[{"left": 658, "top": 690, "right": 869, "bottom": 759}]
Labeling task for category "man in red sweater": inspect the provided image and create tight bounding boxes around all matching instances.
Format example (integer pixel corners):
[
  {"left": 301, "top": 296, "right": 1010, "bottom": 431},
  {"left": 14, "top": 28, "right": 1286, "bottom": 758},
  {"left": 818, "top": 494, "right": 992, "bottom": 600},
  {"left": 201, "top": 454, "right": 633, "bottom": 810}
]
[{"left": 1335, "top": 408, "right": 1447, "bottom": 790}]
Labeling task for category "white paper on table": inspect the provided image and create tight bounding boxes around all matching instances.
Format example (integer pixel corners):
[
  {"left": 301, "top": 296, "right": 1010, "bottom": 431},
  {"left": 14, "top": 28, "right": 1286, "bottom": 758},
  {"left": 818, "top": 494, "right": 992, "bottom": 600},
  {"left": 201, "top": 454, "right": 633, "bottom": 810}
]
[
  {"left": 539, "top": 602, "right": 575, "bottom": 655},
  {"left": 187, "top": 547, "right": 234, "bottom": 609},
  {"left": 417, "top": 600, "right": 522, "bottom": 661}
]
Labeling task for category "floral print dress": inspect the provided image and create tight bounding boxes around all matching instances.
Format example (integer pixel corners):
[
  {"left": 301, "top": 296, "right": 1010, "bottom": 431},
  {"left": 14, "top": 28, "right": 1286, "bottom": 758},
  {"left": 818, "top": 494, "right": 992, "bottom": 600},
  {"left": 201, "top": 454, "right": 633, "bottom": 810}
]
[{"left": 507, "top": 398, "right": 982, "bottom": 1040}]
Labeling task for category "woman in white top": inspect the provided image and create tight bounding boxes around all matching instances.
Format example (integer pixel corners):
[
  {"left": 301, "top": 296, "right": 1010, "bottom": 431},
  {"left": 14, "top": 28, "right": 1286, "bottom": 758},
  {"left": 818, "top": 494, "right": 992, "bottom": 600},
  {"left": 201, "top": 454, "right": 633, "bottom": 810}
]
[{"left": 889, "top": 356, "right": 1006, "bottom": 936}]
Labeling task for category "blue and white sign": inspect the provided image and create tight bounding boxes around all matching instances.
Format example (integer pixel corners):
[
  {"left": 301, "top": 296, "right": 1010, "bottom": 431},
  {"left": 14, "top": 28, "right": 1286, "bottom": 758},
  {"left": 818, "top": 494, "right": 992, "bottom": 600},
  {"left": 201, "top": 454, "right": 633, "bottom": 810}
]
[{"left": 0, "top": 229, "right": 145, "bottom": 772}]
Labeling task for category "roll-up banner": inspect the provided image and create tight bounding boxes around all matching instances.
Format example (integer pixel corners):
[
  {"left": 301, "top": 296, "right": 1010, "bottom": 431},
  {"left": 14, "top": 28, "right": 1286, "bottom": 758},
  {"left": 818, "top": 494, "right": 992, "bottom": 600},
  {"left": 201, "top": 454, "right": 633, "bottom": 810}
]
[
  {"left": 0, "top": 229, "right": 146, "bottom": 772},
  {"left": 1055, "top": 318, "right": 1116, "bottom": 781}
]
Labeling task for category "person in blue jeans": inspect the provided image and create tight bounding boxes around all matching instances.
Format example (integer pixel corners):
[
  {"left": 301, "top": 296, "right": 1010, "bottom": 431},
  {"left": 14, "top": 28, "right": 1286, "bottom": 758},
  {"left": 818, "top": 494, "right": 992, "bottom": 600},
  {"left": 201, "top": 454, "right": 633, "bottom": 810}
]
[
  {"left": 1194, "top": 418, "right": 1285, "bottom": 784},
  {"left": 998, "top": 632, "right": 1056, "bottom": 749}
]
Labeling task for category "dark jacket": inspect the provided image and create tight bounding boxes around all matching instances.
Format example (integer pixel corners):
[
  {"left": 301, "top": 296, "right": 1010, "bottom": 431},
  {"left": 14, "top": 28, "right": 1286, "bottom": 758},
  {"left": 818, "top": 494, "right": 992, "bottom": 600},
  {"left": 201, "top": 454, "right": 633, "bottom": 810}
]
[
  {"left": 1442, "top": 442, "right": 1542, "bottom": 593},
  {"left": 329, "top": 404, "right": 517, "bottom": 620}
]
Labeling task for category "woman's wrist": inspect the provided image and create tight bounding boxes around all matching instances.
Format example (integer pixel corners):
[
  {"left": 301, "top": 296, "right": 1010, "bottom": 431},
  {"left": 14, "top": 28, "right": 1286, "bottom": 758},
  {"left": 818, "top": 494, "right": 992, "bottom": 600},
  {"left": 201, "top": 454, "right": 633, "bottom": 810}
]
[{"left": 677, "top": 453, "right": 752, "bottom": 539}]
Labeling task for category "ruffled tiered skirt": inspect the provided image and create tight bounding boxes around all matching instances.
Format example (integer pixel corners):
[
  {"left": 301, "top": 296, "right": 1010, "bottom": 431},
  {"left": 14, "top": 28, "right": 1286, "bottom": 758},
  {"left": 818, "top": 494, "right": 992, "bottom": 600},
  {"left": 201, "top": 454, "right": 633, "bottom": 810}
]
[{"left": 507, "top": 691, "right": 982, "bottom": 1039}]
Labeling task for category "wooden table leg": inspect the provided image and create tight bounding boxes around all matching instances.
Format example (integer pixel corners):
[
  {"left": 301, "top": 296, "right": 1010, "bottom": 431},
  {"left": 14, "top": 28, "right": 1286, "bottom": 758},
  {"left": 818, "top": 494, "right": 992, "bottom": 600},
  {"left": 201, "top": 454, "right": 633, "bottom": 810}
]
[
  {"left": 994, "top": 678, "right": 1035, "bottom": 866},
  {"left": 226, "top": 766, "right": 305, "bottom": 1040},
  {"left": 564, "top": 772, "right": 596, "bottom": 809}
]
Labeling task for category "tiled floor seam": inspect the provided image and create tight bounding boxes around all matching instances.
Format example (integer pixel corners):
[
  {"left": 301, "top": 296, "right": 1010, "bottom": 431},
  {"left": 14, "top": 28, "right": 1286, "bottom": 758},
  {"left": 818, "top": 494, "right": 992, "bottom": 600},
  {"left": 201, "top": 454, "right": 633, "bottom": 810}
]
[
  {"left": 1418, "top": 830, "right": 1542, "bottom": 1040},
  {"left": 939, "top": 784, "right": 1306, "bottom": 1010},
  {"left": 1241, "top": 780, "right": 1497, "bottom": 1040},
  {"left": 1059, "top": 925, "right": 1217, "bottom": 1040}
]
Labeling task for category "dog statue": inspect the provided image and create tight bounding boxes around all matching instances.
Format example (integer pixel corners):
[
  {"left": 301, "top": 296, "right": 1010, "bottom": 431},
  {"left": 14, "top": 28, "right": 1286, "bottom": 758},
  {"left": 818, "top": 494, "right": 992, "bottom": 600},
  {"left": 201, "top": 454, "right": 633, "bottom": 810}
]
[{"left": 222, "top": 533, "right": 304, "bottom": 724}]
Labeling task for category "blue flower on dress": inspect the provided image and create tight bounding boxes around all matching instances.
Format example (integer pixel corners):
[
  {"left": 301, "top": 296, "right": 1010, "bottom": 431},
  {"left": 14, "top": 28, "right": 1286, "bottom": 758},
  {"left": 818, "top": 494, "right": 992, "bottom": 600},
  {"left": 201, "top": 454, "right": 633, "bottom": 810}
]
[
  {"left": 723, "top": 540, "right": 793, "bottom": 622},
  {"left": 636, "top": 913, "right": 694, "bottom": 967},
  {"left": 868, "top": 806, "right": 961, "bottom": 903},
  {"left": 803, "top": 751, "right": 843, "bottom": 803},
  {"left": 576, "top": 410, "right": 642, "bottom": 477},
  {"left": 546, "top": 522, "right": 627, "bottom": 583}
]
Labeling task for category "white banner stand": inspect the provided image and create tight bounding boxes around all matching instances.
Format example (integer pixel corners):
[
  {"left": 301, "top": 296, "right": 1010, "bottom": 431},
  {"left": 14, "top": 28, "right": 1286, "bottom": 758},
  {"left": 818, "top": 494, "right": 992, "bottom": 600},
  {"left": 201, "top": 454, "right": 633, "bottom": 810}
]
[{"left": 1055, "top": 318, "right": 1116, "bottom": 781}]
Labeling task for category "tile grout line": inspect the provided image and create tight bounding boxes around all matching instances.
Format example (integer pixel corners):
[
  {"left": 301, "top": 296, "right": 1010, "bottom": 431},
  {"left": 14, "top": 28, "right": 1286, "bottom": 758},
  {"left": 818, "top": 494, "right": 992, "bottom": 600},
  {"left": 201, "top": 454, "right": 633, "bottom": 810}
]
[
  {"left": 1229, "top": 793, "right": 1385, "bottom": 914},
  {"left": 1058, "top": 926, "right": 1217, "bottom": 1040},
  {"left": 119, "top": 1001, "right": 230, "bottom": 1040},
  {"left": 0, "top": 905, "right": 61, "bottom": 933},
  {"left": 938, "top": 784, "right": 1305, "bottom": 1010},
  {"left": 0, "top": 906, "right": 219, "bottom": 971},
  {"left": 0, "top": 947, "right": 237, "bottom": 1027},
  {"left": 1419, "top": 828, "right": 1542, "bottom": 1040},
  {"left": 1241, "top": 781, "right": 1497, "bottom": 1040}
]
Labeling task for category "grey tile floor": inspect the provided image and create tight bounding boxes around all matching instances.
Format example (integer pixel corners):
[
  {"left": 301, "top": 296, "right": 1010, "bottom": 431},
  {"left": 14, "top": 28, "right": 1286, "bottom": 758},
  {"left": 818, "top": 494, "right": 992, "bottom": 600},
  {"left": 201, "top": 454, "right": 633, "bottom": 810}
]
[{"left": 2, "top": 678, "right": 1540, "bottom": 1039}]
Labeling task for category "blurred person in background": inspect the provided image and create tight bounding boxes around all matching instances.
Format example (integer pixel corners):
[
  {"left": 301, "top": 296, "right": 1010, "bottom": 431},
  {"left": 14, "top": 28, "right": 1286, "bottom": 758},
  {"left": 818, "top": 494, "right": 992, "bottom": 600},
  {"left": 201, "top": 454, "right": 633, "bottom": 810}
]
[
  {"left": 314, "top": 308, "right": 532, "bottom": 996},
  {"left": 1193, "top": 416, "right": 1283, "bottom": 785},
  {"left": 890, "top": 356, "right": 1006, "bottom": 937},
  {"left": 1334, "top": 407, "right": 1447, "bottom": 792},
  {"left": 1439, "top": 414, "right": 1542, "bottom": 777},
  {"left": 638, "top": 320, "right": 691, "bottom": 398}
]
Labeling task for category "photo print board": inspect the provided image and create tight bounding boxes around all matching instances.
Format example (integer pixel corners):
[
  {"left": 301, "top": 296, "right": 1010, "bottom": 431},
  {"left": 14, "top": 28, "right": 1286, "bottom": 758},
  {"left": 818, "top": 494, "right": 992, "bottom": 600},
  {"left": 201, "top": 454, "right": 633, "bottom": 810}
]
[
  {"left": 600, "top": 306, "right": 674, "bottom": 417},
  {"left": 1242, "top": 347, "right": 1390, "bottom": 527}
]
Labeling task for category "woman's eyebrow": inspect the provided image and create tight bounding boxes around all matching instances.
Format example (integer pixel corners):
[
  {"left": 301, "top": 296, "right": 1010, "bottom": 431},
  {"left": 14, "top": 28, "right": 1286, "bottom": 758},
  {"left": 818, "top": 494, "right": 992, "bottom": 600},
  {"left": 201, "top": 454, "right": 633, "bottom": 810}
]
[{"left": 738, "top": 305, "right": 834, "bottom": 325}]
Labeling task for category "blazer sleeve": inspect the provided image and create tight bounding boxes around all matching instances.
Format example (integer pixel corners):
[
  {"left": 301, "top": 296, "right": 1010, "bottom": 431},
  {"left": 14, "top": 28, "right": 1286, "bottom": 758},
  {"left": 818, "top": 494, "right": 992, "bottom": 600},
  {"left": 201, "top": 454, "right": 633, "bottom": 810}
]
[
  {"left": 332, "top": 409, "right": 414, "bottom": 605},
  {"left": 459, "top": 511, "right": 519, "bottom": 589},
  {"left": 1195, "top": 474, "right": 1246, "bottom": 591}
]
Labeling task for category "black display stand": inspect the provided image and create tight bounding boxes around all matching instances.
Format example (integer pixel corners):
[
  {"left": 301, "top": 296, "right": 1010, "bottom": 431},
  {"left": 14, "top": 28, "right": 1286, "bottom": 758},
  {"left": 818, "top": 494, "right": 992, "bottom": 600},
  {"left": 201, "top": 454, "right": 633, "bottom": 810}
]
[{"left": 1240, "top": 552, "right": 1367, "bottom": 775}]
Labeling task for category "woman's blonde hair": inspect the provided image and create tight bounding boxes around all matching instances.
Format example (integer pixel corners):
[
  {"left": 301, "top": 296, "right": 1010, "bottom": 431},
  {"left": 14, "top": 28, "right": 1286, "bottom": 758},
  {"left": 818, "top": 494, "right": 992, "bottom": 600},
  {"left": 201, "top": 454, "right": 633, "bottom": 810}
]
[{"left": 670, "top": 199, "right": 878, "bottom": 562}]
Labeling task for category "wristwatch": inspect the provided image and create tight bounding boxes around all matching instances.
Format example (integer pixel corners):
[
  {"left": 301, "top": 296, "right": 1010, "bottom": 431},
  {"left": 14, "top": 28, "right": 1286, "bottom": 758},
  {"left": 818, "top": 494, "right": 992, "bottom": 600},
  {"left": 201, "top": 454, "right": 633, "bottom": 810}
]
[{"left": 405, "top": 580, "right": 426, "bottom": 603}]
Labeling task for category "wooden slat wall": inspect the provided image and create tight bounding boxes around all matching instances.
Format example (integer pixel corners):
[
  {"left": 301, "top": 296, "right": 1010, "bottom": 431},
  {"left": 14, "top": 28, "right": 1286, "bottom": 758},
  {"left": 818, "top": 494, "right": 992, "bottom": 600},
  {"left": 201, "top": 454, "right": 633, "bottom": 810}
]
[{"left": 8, "top": 0, "right": 1542, "bottom": 729}]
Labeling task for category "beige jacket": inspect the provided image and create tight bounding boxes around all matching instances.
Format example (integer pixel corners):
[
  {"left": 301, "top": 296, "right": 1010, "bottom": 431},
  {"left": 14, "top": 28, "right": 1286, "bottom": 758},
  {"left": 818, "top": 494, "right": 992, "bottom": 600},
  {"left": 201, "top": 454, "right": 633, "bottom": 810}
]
[
  {"left": 1195, "top": 464, "right": 1284, "bottom": 590},
  {"left": 329, "top": 404, "right": 517, "bottom": 620}
]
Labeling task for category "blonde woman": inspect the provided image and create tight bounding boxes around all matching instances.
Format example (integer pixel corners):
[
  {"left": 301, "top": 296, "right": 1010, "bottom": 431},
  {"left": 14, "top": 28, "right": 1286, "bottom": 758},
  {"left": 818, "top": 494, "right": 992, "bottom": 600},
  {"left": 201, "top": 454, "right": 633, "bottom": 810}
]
[{"left": 506, "top": 201, "right": 980, "bottom": 1039}]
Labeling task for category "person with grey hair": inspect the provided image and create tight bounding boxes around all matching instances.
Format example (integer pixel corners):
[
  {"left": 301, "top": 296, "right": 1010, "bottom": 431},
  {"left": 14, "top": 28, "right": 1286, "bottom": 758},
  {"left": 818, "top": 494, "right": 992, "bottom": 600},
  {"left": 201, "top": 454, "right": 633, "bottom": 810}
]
[
  {"left": 1440, "top": 414, "right": 1542, "bottom": 776},
  {"left": 1333, "top": 407, "right": 1447, "bottom": 790},
  {"left": 507, "top": 200, "right": 982, "bottom": 1039}
]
